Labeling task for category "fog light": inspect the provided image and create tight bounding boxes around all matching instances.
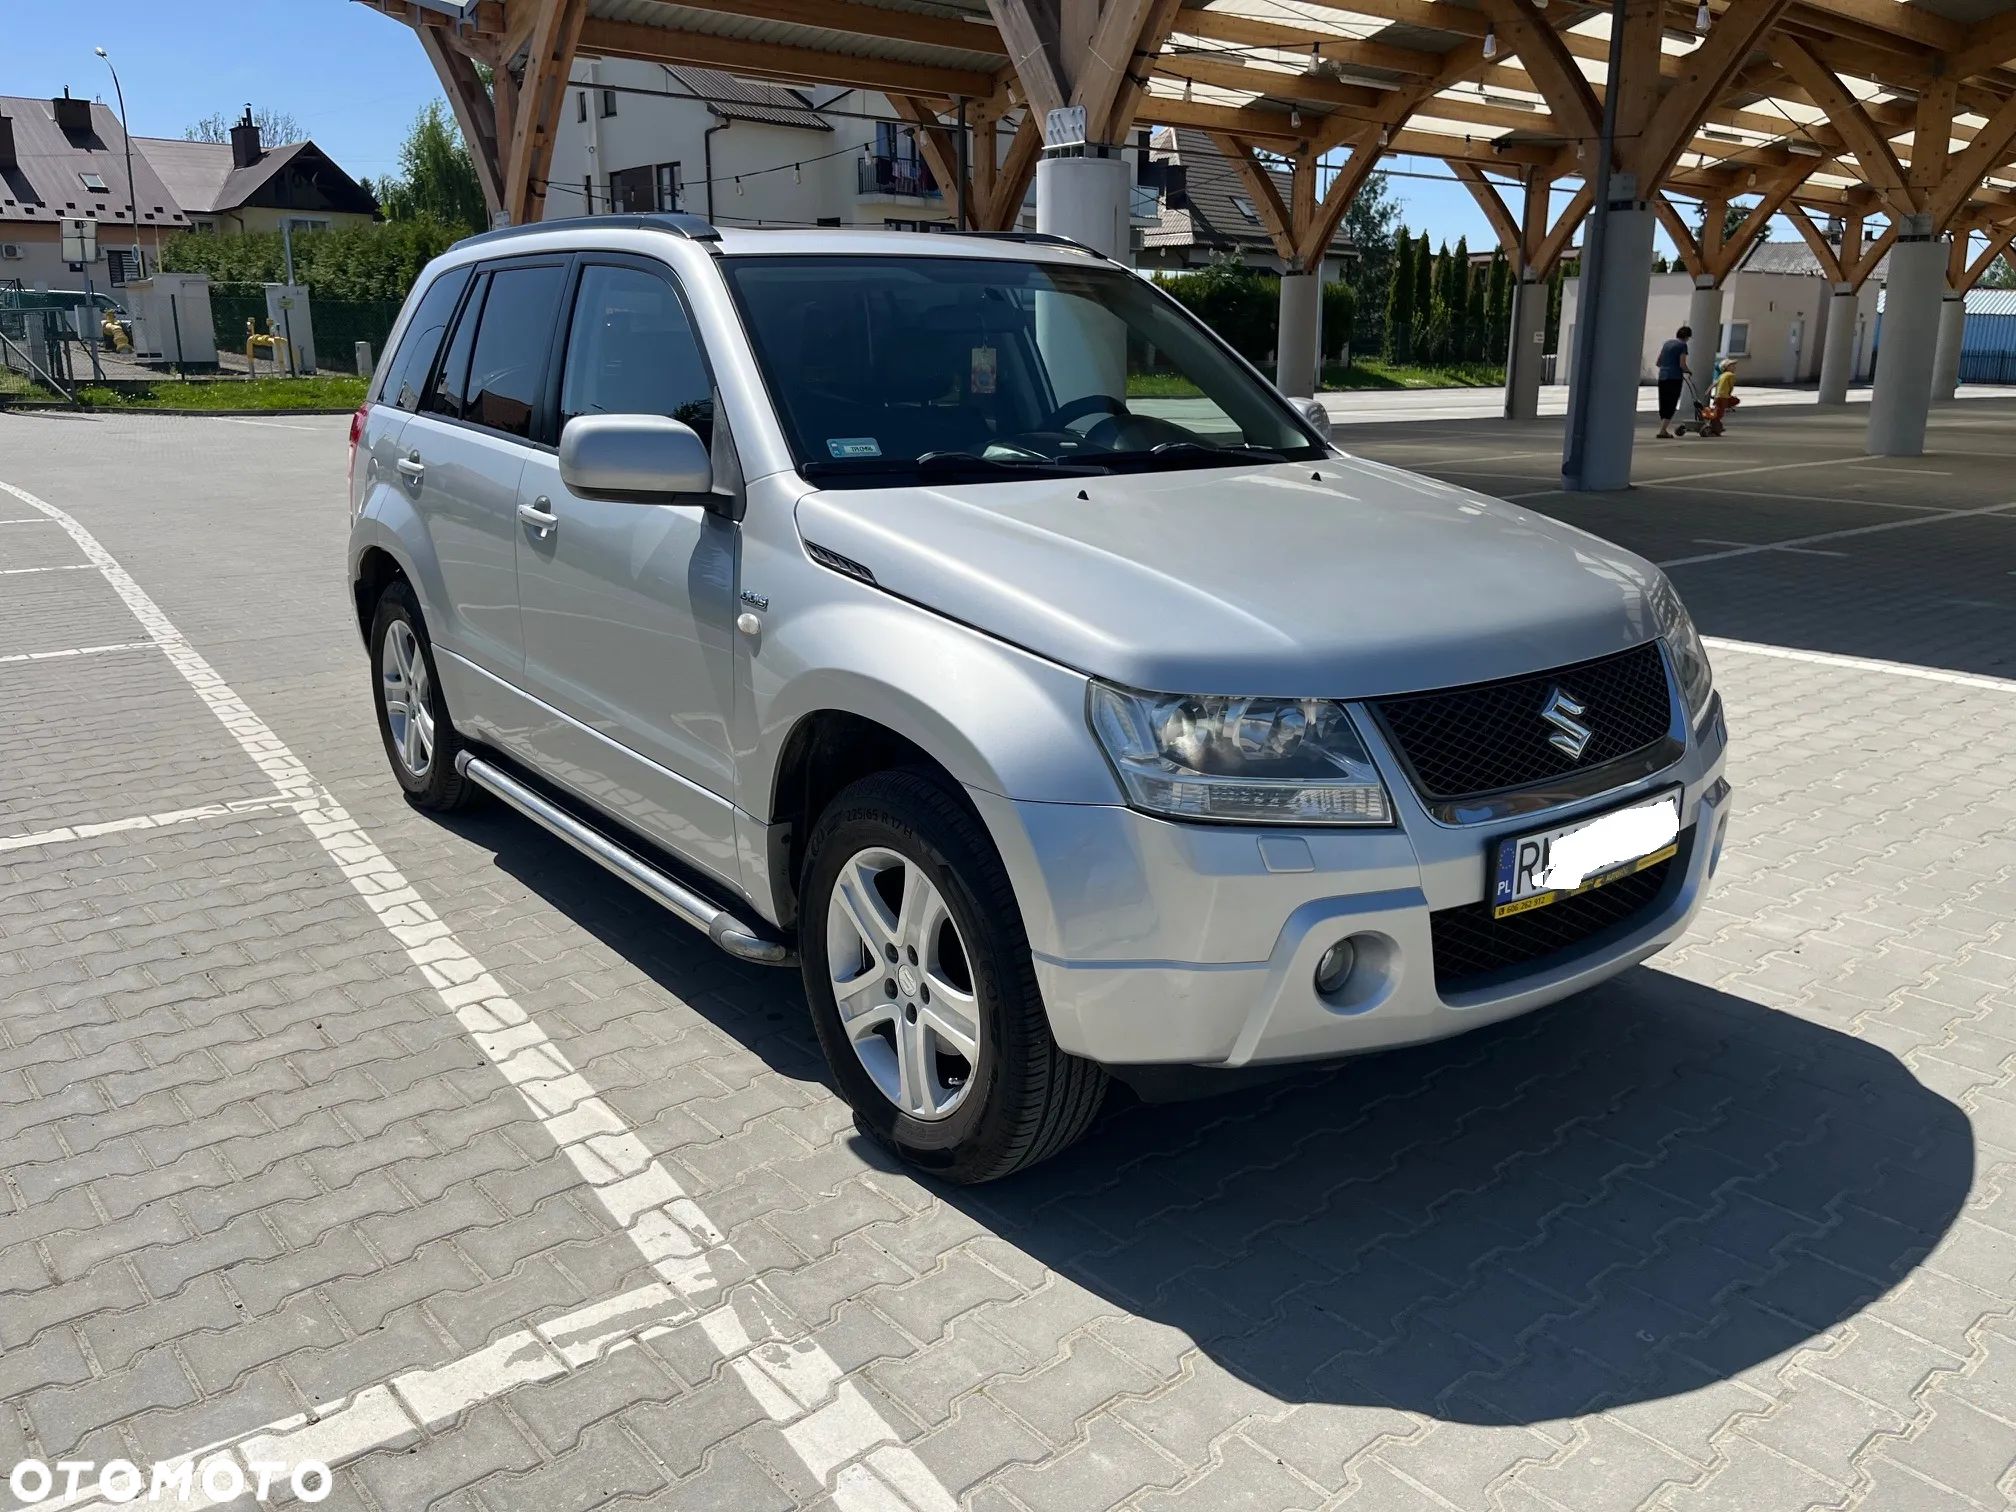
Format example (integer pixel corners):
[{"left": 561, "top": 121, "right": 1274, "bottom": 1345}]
[{"left": 1314, "top": 938, "right": 1357, "bottom": 996}]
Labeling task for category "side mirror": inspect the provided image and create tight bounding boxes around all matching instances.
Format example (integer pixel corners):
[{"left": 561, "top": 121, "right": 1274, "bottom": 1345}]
[
  {"left": 1292, "top": 396, "right": 1334, "bottom": 444},
  {"left": 559, "top": 414, "right": 713, "bottom": 502}
]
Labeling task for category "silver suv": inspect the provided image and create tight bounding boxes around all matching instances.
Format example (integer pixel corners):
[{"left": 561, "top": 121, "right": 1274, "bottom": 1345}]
[{"left": 348, "top": 215, "right": 1730, "bottom": 1181}]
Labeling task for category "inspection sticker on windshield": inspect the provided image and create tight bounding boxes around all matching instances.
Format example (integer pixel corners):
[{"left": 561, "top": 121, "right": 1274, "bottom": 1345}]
[
  {"left": 1491, "top": 790, "right": 1680, "bottom": 919},
  {"left": 826, "top": 437, "right": 881, "bottom": 459}
]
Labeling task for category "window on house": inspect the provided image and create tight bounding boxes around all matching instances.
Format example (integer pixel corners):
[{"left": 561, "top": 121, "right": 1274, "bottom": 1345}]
[
  {"left": 608, "top": 165, "right": 652, "bottom": 213},
  {"left": 1230, "top": 195, "right": 1259, "bottom": 223},
  {"left": 600, "top": 89, "right": 618, "bottom": 118},
  {"left": 654, "top": 163, "right": 681, "bottom": 212},
  {"left": 1723, "top": 321, "right": 1750, "bottom": 358},
  {"left": 577, "top": 91, "right": 588, "bottom": 123},
  {"left": 79, "top": 171, "right": 109, "bottom": 192}
]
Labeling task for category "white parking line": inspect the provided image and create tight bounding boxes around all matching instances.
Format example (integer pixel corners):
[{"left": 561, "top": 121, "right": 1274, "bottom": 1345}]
[
  {"left": 1657, "top": 501, "right": 2016, "bottom": 567},
  {"left": 0, "top": 480, "right": 958, "bottom": 1510},
  {"left": 0, "top": 796, "right": 309, "bottom": 856},
  {"left": 1705, "top": 636, "right": 2016, "bottom": 694},
  {"left": 0, "top": 562, "right": 96, "bottom": 576},
  {"left": 0, "top": 517, "right": 60, "bottom": 525},
  {"left": 0, "top": 639, "right": 159, "bottom": 666},
  {"left": 34, "top": 1284, "right": 693, "bottom": 1512}
]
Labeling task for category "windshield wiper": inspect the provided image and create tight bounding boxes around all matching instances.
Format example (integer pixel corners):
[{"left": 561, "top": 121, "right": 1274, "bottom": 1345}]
[
  {"left": 802, "top": 452, "right": 1108, "bottom": 481},
  {"left": 1097, "top": 442, "right": 1289, "bottom": 472}
]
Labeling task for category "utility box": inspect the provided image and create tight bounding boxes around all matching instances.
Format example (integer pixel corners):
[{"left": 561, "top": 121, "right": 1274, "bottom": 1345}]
[
  {"left": 125, "top": 273, "right": 219, "bottom": 367},
  {"left": 264, "top": 283, "right": 316, "bottom": 374}
]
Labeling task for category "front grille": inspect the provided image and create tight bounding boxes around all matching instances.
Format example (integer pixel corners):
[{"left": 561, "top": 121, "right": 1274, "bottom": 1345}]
[
  {"left": 1430, "top": 831, "right": 1689, "bottom": 994},
  {"left": 1374, "top": 641, "right": 1674, "bottom": 802}
]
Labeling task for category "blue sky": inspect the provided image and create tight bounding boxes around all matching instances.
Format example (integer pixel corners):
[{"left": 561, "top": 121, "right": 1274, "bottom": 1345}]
[{"left": 4, "top": 0, "right": 1679, "bottom": 260}]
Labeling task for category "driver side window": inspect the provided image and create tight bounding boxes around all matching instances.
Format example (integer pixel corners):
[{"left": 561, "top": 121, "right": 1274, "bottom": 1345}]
[{"left": 560, "top": 263, "right": 714, "bottom": 446}]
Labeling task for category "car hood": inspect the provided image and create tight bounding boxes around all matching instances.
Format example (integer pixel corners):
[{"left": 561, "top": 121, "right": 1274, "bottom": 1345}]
[{"left": 792, "top": 455, "right": 1667, "bottom": 698}]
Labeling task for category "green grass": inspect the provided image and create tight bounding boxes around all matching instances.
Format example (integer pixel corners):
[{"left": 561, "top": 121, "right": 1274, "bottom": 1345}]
[
  {"left": 1126, "top": 371, "right": 1206, "bottom": 398},
  {"left": 73, "top": 374, "right": 368, "bottom": 411},
  {"left": 0, "top": 368, "right": 43, "bottom": 401},
  {"left": 1320, "top": 360, "right": 1505, "bottom": 391}
]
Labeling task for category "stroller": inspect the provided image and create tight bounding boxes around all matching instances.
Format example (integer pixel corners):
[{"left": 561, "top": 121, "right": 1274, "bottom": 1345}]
[{"left": 1676, "top": 359, "right": 1740, "bottom": 437}]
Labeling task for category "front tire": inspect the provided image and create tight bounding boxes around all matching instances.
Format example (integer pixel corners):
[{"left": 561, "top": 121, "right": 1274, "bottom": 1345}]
[
  {"left": 800, "top": 770, "right": 1106, "bottom": 1183},
  {"left": 369, "top": 580, "right": 475, "bottom": 812}
]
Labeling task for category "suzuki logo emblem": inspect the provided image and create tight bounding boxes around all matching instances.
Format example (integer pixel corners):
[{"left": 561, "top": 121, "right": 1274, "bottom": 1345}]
[{"left": 1540, "top": 686, "right": 1593, "bottom": 759}]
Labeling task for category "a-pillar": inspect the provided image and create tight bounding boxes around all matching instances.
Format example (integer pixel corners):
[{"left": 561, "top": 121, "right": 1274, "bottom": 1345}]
[
  {"left": 1563, "top": 188, "right": 1657, "bottom": 491},
  {"left": 1932, "top": 285, "right": 1966, "bottom": 401},
  {"left": 1686, "top": 278, "right": 1723, "bottom": 374},
  {"left": 1275, "top": 269, "right": 1320, "bottom": 397},
  {"left": 1816, "top": 284, "right": 1858, "bottom": 404},
  {"left": 1034, "top": 147, "right": 1131, "bottom": 395},
  {"left": 1504, "top": 273, "right": 1545, "bottom": 421},
  {"left": 1867, "top": 216, "right": 1944, "bottom": 457}
]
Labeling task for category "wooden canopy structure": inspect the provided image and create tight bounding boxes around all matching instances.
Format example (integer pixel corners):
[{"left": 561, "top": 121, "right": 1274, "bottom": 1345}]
[{"left": 366, "top": 0, "right": 2016, "bottom": 296}]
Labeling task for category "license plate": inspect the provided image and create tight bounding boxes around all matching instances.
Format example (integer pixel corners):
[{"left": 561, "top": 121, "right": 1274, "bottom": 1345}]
[{"left": 1491, "top": 791, "right": 1681, "bottom": 919}]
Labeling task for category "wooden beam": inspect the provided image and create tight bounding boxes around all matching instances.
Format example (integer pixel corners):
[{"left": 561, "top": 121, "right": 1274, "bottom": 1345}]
[
  {"left": 1964, "top": 221, "right": 2016, "bottom": 290},
  {"left": 984, "top": 113, "right": 1041, "bottom": 230},
  {"left": 504, "top": 0, "right": 587, "bottom": 225},
  {"left": 1477, "top": 0, "right": 1599, "bottom": 141},
  {"left": 1153, "top": 53, "right": 1385, "bottom": 114},
  {"left": 1291, "top": 0, "right": 1487, "bottom": 38},
  {"left": 1947, "top": 13, "right": 2016, "bottom": 82},
  {"left": 1909, "top": 77, "right": 1958, "bottom": 201},
  {"left": 1632, "top": 0, "right": 1791, "bottom": 185},
  {"left": 1790, "top": 0, "right": 1963, "bottom": 52},
  {"left": 1518, "top": 169, "right": 1553, "bottom": 274},
  {"left": 1296, "top": 129, "right": 1380, "bottom": 267},
  {"left": 577, "top": 17, "right": 999, "bottom": 99},
  {"left": 1653, "top": 193, "right": 1706, "bottom": 277},
  {"left": 1934, "top": 88, "right": 2016, "bottom": 228},
  {"left": 1711, "top": 164, "right": 1810, "bottom": 279},
  {"left": 1104, "top": 0, "right": 1183, "bottom": 140},
  {"left": 1765, "top": 35, "right": 1914, "bottom": 212},
  {"left": 1841, "top": 220, "right": 1897, "bottom": 290},
  {"left": 1530, "top": 183, "right": 1592, "bottom": 278},
  {"left": 1176, "top": 11, "right": 1438, "bottom": 78},
  {"left": 1780, "top": 204, "right": 1844, "bottom": 281},
  {"left": 665, "top": 0, "right": 1003, "bottom": 57},
  {"left": 1449, "top": 160, "right": 1522, "bottom": 259},
  {"left": 1134, "top": 95, "right": 1305, "bottom": 143},
  {"left": 418, "top": 26, "right": 502, "bottom": 218},
  {"left": 985, "top": 0, "right": 1065, "bottom": 121},
  {"left": 887, "top": 95, "right": 967, "bottom": 224},
  {"left": 1210, "top": 133, "right": 1299, "bottom": 263},
  {"left": 1076, "top": 0, "right": 1155, "bottom": 138}
]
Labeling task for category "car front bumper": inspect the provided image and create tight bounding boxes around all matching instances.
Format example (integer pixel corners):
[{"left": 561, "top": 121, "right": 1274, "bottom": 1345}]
[{"left": 969, "top": 699, "right": 1730, "bottom": 1069}]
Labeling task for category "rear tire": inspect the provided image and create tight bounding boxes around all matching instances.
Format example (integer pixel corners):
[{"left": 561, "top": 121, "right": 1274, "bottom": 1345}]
[
  {"left": 800, "top": 769, "right": 1106, "bottom": 1183},
  {"left": 369, "top": 579, "right": 475, "bottom": 812}
]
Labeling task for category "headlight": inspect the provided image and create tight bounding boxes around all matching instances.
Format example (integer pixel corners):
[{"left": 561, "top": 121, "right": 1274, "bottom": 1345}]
[
  {"left": 1652, "top": 577, "right": 1714, "bottom": 722},
  {"left": 1088, "top": 683, "right": 1392, "bottom": 825}
]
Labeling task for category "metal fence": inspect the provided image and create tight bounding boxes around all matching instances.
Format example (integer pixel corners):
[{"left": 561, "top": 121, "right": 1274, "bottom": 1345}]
[
  {"left": 1957, "top": 349, "right": 2016, "bottom": 385},
  {"left": 206, "top": 288, "right": 402, "bottom": 374},
  {"left": 0, "top": 306, "right": 77, "bottom": 398}
]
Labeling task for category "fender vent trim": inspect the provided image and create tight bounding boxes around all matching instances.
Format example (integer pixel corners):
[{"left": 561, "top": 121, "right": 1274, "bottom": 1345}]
[{"left": 805, "top": 542, "right": 877, "bottom": 585}]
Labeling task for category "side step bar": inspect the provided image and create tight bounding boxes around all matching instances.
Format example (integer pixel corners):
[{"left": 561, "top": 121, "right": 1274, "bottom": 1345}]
[{"left": 455, "top": 752, "right": 792, "bottom": 966}]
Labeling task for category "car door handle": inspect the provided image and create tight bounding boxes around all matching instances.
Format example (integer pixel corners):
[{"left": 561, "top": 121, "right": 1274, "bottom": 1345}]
[
  {"left": 395, "top": 453, "right": 425, "bottom": 482},
  {"left": 517, "top": 498, "right": 558, "bottom": 537}
]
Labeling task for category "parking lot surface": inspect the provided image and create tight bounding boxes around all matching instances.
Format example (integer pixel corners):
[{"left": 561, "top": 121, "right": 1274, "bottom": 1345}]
[{"left": 1, "top": 399, "right": 2013, "bottom": 1511}]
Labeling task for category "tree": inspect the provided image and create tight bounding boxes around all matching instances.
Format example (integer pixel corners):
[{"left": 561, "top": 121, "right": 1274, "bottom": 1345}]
[
  {"left": 186, "top": 106, "right": 305, "bottom": 145},
  {"left": 1383, "top": 224, "right": 1416, "bottom": 362},
  {"left": 1339, "top": 168, "right": 1401, "bottom": 352},
  {"left": 1410, "top": 231, "right": 1433, "bottom": 340},
  {"left": 1485, "top": 246, "right": 1511, "bottom": 359},
  {"left": 1980, "top": 253, "right": 2016, "bottom": 289},
  {"left": 376, "top": 101, "right": 488, "bottom": 235}
]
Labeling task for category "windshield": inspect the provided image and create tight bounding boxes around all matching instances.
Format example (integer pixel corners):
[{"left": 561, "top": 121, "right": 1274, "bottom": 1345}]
[{"left": 719, "top": 253, "right": 1324, "bottom": 483}]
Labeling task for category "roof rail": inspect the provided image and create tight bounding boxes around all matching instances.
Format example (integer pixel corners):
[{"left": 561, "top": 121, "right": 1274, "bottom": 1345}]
[
  {"left": 947, "top": 230, "right": 1108, "bottom": 259},
  {"left": 454, "top": 212, "right": 723, "bottom": 251}
]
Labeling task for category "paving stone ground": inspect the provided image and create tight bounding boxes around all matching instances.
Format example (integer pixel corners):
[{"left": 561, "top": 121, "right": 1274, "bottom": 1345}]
[{"left": 0, "top": 399, "right": 2012, "bottom": 1511}]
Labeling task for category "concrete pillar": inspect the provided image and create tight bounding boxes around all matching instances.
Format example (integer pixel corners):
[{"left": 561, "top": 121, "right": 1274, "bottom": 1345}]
[
  {"left": 1867, "top": 218, "right": 1944, "bottom": 457},
  {"left": 1817, "top": 284, "right": 1857, "bottom": 404},
  {"left": 1504, "top": 274, "right": 1545, "bottom": 421},
  {"left": 1932, "top": 288, "right": 1966, "bottom": 401},
  {"left": 1034, "top": 149, "right": 1130, "bottom": 397},
  {"left": 1275, "top": 270, "right": 1320, "bottom": 397},
  {"left": 1034, "top": 149, "right": 1130, "bottom": 259},
  {"left": 1686, "top": 277, "right": 1722, "bottom": 374},
  {"left": 1564, "top": 198, "right": 1656, "bottom": 491}
]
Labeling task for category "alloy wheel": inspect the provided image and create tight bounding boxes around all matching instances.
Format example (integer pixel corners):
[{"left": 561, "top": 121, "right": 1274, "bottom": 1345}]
[
  {"left": 825, "top": 846, "right": 981, "bottom": 1120},
  {"left": 380, "top": 619, "right": 435, "bottom": 778}
]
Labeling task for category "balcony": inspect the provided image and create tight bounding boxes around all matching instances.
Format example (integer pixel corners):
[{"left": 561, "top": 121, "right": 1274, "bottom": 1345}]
[{"left": 858, "top": 155, "right": 940, "bottom": 199}]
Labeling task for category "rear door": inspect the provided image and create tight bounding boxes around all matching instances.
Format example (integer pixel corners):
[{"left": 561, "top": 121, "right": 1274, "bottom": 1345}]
[
  {"left": 354, "top": 263, "right": 471, "bottom": 519},
  {"left": 512, "top": 255, "right": 741, "bottom": 874},
  {"left": 398, "top": 255, "right": 570, "bottom": 677}
]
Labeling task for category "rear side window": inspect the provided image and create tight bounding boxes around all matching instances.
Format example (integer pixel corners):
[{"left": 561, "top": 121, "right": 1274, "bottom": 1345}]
[
  {"left": 425, "top": 272, "right": 486, "bottom": 422},
  {"left": 379, "top": 264, "right": 470, "bottom": 413},
  {"left": 559, "top": 262, "right": 713, "bottom": 444},
  {"left": 463, "top": 263, "right": 569, "bottom": 441}
]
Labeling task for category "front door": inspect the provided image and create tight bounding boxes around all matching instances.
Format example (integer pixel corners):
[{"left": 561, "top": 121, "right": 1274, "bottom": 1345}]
[{"left": 513, "top": 256, "right": 741, "bottom": 879}]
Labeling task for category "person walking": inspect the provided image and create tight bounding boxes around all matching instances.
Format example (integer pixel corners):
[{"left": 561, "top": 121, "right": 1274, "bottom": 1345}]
[{"left": 1654, "top": 325, "right": 1693, "bottom": 439}]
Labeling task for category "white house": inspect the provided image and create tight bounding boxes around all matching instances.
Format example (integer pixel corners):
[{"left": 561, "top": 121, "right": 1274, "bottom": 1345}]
[
  {"left": 1558, "top": 241, "right": 1880, "bottom": 388},
  {"left": 545, "top": 61, "right": 968, "bottom": 231}
]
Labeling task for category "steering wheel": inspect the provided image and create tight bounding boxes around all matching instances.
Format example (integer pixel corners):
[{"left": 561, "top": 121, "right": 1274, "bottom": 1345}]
[{"left": 1038, "top": 394, "right": 1127, "bottom": 432}]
